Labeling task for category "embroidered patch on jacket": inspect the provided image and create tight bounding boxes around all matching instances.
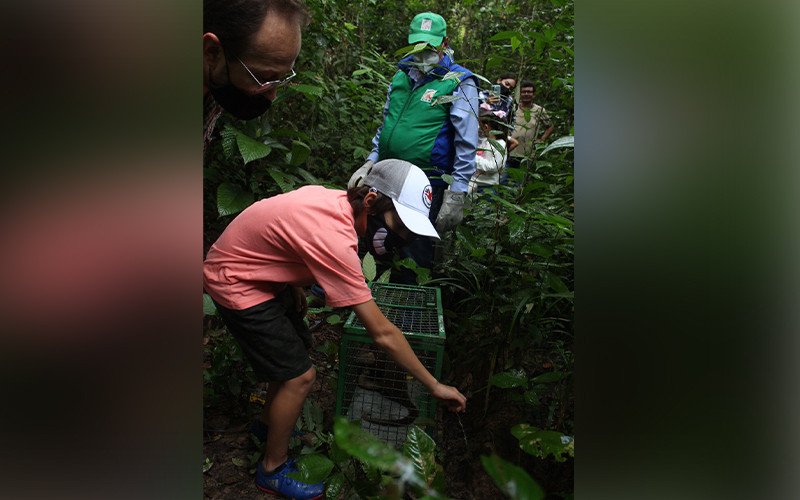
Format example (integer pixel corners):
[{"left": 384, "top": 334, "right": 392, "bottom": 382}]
[
  {"left": 421, "top": 89, "right": 437, "bottom": 103},
  {"left": 421, "top": 19, "right": 432, "bottom": 31}
]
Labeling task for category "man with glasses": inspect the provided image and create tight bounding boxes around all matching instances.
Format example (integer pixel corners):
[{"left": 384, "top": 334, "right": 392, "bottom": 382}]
[
  {"left": 348, "top": 12, "right": 479, "bottom": 283},
  {"left": 203, "top": 0, "right": 310, "bottom": 155}
]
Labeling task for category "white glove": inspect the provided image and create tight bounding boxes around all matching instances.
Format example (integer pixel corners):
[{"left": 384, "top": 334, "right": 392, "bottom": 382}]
[
  {"left": 435, "top": 189, "right": 467, "bottom": 233},
  {"left": 348, "top": 160, "right": 375, "bottom": 189}
]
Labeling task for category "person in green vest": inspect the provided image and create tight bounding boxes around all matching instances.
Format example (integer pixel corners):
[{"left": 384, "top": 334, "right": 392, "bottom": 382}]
[{"left": 348, "top": 12, "right": 479, "bottom": 283}]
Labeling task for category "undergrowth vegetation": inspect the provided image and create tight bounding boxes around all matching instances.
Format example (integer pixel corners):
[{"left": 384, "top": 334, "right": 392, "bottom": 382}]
[{"left": 204, "top": 0, "right": 573, "bottom": 498}]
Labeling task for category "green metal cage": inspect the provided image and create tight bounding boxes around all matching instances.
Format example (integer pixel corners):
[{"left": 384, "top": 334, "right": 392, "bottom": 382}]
[{"left": 335, "top": 283, "right": 445, "bottom": 447}]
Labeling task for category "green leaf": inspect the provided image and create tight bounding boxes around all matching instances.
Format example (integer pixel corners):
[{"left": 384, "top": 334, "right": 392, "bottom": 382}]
[
  {"left": 333, "top": 417, "right": 406, "bottom": 472},
  {"left": 231, "top": 457, "right": 247, "bottom": 467},
  {"left": 523, "top": 389, "right": 540, "bottom": 406},
  {"left": 487, "top": 30, "right": 520, "bottom": 42},
  {"left": 286, "top": 453, "right": 335, "bottom": 483},
  {"left": 488, "top": 369, "right": 529, "bottom": 389},
  {"left": 440, "top": 174, "right": 455, "bottom": 186},
  {"left": 219, "top": 125, "right": 238, "bottom": 159},
  {"left": 441, "top": 71, "right": 465, "bottom": 81},
  {"left": 394, "top": 42, "right": 426, "bottom": 56},
  {"left": 510, "top": 36, "right": 521, "bottom": 53},
  {"left": 511, "top": 425, "right": 574, "bottom": 462},
  {"left": 403, "top": 426, "right": 437, "bottom": 483},
  {"left": 203, "top": 293, "right": 217, "bottom": 316},
  {"left": 293, "top": 84, "right": 324, "bottom": 99},
  {"left": 287, "top": 140, "right": 311, "bottom": 166},
  {"left": 376, "top": 268, "right": 392, "bottom": 283},
  {"left": 217, "top": 183, "right": 253, "bottom": 216},
  {"left": 540, "top": 136, "right": 574, "bottom": 156},
  {"left": 325, "top": 471, "right": 345, "bottom": 498},
  {"left": 432, "top": 94, "right": 461, "bottom": 105},
  {"left": 302, "top": 399, "right": 323, "bottom": 433},
  {"left": 236, "top": 133, "right": 272, "bottom": 164},
  {"left": 362, "top": 252, "right": 377, "bottom": 281},
  {"left": 326, "top": 314, "right": 342, "bottom": 325},
  {"left": 521, "top": 243, "right": 554, "bottom": 258},
  {"left": 267, "top": 169, "right": 296, "bottom": 193},
  {"left": 546, "top": 273, "right": 569, "bottom": 293},
  {"left": 481, "top": 454, "right": 545, "bottom": 500},
  {"left": 471, "top": 247, "right": 487, "bottom": 258}
]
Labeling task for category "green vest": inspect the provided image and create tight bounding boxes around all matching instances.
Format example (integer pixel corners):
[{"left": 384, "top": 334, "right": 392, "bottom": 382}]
[{"left": 378, "top": 71, "right": 461, "bottom": 174}]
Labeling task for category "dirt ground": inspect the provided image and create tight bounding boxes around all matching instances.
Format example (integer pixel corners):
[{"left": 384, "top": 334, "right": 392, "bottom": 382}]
[{"left": 203, "top": 311, "right": 573, "bottom": 500}]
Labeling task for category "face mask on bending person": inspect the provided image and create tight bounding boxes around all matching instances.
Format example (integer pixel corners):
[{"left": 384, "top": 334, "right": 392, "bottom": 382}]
[
  {"left": 365, "top": 212, "right": 417, "bottom": 257},
  {"left": 208, "top": 67, "right": 272, "bottom": 120},
  {"left": 412, "top": 49, "right": 441, "bottom": 74}
]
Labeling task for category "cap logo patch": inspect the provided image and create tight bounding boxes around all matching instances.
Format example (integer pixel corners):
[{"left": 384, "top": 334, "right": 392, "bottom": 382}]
[
  {"left": 421, "top": 89, "right": 437, "bottom": 103},
  {"left": 421, "top": 19, "right": 432, "bottom": 31},
  {"left": 422, "top": 185, "right": 432, "bottom": 208}
]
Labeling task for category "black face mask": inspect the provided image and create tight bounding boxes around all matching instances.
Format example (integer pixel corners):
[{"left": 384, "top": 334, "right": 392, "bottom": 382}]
[
  {"left": 500, "top": 84, "right": 512, "bottom": 97},
  {"left": 208, "top": 66, "right": 271, "bottom": 120},
  {"left": 365, "top": 213, "right": 417, "bottom": 257}
]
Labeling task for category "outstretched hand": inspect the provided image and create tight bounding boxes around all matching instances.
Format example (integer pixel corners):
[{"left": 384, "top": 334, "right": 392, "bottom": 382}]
[{"left": 430, "top": 382, "right": 467, "bottom": 413}]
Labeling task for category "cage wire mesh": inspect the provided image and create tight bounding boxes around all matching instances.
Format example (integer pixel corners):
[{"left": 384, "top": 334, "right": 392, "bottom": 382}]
[{"left": 337, "top": 283, "right": 445, "bottom": 447}]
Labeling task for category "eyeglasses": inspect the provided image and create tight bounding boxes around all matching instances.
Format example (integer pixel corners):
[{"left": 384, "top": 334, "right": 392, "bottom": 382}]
[{"left": 236, "top": 56, "right": 296, "bottom": 94}]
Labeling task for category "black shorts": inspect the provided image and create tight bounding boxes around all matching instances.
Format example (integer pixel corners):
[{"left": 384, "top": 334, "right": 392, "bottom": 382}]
[{"left": 213, "top": 287, "right": 313, "bottom": 382}]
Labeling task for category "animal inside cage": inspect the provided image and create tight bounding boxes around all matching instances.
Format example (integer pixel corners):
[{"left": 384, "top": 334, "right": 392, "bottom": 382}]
[{"left": 336, "top": 283, "right": 445, "bottom": 447}]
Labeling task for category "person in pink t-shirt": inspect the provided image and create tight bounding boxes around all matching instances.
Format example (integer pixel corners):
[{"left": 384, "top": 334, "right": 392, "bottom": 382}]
[{"left": 204, "top": 159, "right": 466, "bottom": 500}]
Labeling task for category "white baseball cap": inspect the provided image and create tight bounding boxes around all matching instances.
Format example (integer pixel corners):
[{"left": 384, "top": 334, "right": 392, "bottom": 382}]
[{"left": 362, "top": 159, "right": 440, "bottom": 240}]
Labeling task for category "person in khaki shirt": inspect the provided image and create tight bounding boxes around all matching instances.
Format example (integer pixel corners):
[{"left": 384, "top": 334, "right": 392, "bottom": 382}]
[{"left": 508, "top": 81, "right": 555, "bottom": 161}]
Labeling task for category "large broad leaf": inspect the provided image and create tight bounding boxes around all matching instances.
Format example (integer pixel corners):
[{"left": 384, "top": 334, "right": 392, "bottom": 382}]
[
  {"left": 333, "top": 417, "right": 406, "bottom": 472},
  {"left": 267, "top": 169, "right": 296, "bottom": 193},
  {"left": 540, "top": 136, "right": 574, "bottom": 156},
  {"left": 511, "top": 424, "right": 574, "bottom": 462},
  {"left": 287, "top": 140, "right": 311, "bottom": 166},
  {"left": 403, "top": 426, "right": 437, "bottom": 485},
  {"left": 286, "top": 453, "right": 334, "bottom": 484},
  {"left": 481, "top": 454, "right": 545, "bottom": 500},
  {"left": 217, "top": 183, "right": 253, "bottom": 216},
  {"left": 546, "top": 272, "right": 569, "bottom": 294},
  {"left": 362, "top": 252, "right": 377, "bottom": 282},
  {"left": 488, "top": 369, "right": 529, "bottom": 389},
  {"left": 324, "top": 471, "right": 345, "bottom": 499},
  {"left": 236, "top": 133, "right": 272, "bottom": 164},
  {"left": 203, "top": 293, "right": 217, "bottom": 316}
]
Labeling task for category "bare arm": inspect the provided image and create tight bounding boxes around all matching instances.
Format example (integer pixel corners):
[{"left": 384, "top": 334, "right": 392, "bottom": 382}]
[
  {"left": 538, "top": 124, "right": 555, "bottom": 143},
  {"left": 353, "top": 300, "right": 466, "bottom": 412}
]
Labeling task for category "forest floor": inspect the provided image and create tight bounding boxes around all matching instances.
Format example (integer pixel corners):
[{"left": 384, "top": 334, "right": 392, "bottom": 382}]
[{"left": 203, "top": 308, "right": 573, "bottom": 500}]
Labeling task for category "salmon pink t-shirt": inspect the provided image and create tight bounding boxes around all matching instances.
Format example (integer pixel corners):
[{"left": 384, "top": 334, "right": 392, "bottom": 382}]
[{"left": 203, "top": 185, "right": 372, "bottom": 310}]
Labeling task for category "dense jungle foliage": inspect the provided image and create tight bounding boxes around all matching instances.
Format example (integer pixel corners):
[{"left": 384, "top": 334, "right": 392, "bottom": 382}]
[{"left": 204, "top": 0, "right": 573, "bottom": 498}]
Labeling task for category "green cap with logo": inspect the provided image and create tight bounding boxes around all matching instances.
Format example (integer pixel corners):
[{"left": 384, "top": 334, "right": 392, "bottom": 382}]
[{"left": 408, "top": 12, "right": 447, "bottom": 47}]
